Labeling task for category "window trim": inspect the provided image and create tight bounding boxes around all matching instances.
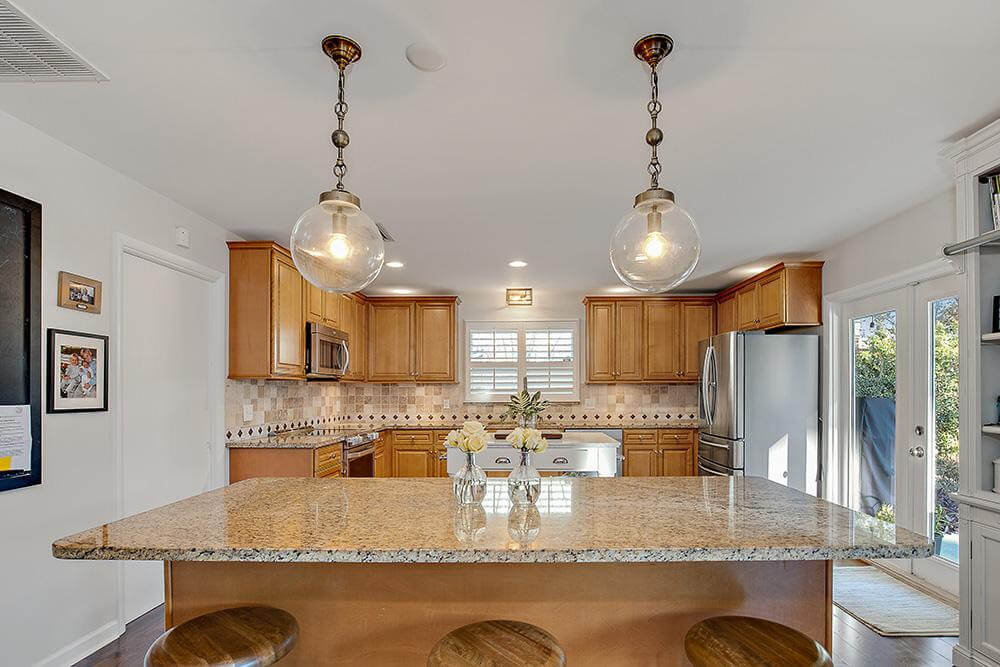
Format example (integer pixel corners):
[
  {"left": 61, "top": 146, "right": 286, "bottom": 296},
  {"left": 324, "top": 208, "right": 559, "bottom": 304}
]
[{"left": 464, "top": 319, "right": 580, "bottom": 403}]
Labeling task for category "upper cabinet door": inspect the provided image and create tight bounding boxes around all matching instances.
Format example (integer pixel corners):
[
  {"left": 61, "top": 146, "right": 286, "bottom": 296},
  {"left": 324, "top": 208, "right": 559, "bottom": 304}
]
[
  {"left": 306, "top": 283, "right": 324, "bottom": 323},
  {"left": 368, "top": 302, "right": 413, "bottom": 382},
  {"left": 586, "top": 300, "right": 616, "bottom": 382},
  {"left": 736, "top": 283, "right": 759, "bottom": 330},
  {"left": 643, "top": 300, "right": 681, "bottom": 381},
  {"left": 351, "top": 297, "right": 367, "bottom": 380},
  {"left": 756, "top": 271, "right": 786, "bottom": 329},
  {"left": 323, "top": 290, "right": 340, "bottom": 328},
  {"left": 414, "top": 301, "right": 455, "bottom": 381},
  {"left": 716, "top": 294, "right": 736, "bottom": 334},
  {"left": 681, "top": 302, "right": 714, "bottom": 379},
  {"left": 270, "top": 253, "right": 305, "bottom": 376},
  {"left": 615, "top": 301, "right": 644, "bottom": 382}
]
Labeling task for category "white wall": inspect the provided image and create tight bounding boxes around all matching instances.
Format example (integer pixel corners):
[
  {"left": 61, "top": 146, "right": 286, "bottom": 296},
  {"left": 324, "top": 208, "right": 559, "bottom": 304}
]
[
  {"left": 0, "top": 109, "right": 234, "bottom": 667},
  {"left": 819, "top": 189, "right": 956, "bottom": 295},
  {"left": 813, "top": 188, "right": 959, "bottom": 502}
]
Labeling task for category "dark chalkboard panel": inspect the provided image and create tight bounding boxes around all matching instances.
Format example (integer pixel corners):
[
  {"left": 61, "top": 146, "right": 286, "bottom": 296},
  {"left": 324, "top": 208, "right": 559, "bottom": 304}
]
[{"left": 0, "top": 189, "right": 41, "bottom": 492}]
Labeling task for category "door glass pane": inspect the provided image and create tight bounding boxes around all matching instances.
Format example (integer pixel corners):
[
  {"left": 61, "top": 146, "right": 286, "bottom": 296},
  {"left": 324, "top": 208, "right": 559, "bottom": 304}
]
[
  {"left": 930, "top": 297, "right": 959, "bottom": 563},
  {"left": 852, "top": 310, "right": 897, "bottom": 521}
]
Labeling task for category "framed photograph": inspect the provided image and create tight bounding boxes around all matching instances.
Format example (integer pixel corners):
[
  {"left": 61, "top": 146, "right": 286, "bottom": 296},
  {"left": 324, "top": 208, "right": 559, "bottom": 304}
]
[
  {"left": 47, "top": 329, "right": 109, "bottom": 413},
  {"left": 57, "top": 271, "right": 102, "bottom": 314}
]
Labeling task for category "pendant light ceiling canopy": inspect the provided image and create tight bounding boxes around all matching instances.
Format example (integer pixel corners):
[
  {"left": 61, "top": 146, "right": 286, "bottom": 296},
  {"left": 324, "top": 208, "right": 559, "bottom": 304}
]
[
  {"left": 609, "top": 34, "right": 701, "bottom": 294},
  {"left": 290, "top": 35, "right": 385, "bottom": 294}
]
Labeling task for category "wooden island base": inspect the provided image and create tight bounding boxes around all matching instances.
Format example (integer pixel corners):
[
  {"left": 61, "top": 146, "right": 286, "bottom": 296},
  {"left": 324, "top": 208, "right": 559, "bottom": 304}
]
[{"left": 165, "top": 560, "right": 832, "bottom": 666}]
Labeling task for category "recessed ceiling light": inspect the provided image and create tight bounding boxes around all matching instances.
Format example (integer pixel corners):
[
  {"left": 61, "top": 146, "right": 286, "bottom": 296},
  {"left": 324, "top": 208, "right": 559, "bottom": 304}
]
[
  {"left": 508, "top": 260, "right": 527, "bottom": 268},
  {"left": 405, "top": 43, "right": 447, "bottom": 72},
  {"left": 386, "top": 261, "right": 405, "bottom": 268},
  {"left": 388, "top": 287, "right": 414, "bottom": 295}
]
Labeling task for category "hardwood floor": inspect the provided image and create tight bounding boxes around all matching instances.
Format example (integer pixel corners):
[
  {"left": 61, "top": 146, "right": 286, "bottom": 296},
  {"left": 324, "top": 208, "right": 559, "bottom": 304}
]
[{"left": 76, "top": 603, "right": 958, "bottom": 666}]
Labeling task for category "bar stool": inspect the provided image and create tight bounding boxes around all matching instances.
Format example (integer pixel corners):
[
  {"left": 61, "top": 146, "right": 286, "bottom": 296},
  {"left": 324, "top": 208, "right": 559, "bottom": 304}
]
[
  {"left": 428, "top": 620, "right": 566, "bottom": 666},
  {"left": 684, "top": 615, "right": 833, "bottom": 667},
  {"left": 144, "top": 606, "right": 299, "bottom": 667}
]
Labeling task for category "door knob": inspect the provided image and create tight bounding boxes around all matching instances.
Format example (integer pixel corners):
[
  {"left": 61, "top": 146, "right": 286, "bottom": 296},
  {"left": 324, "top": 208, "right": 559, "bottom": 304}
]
[{"left": 908, "top": 445, "right": 925, "bottom": 458}]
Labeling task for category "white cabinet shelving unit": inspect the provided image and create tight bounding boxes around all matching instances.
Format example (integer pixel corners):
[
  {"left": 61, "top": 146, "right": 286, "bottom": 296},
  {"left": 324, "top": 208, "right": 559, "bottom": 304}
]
[{"left": 942, "top": 118, "right": 1000, "bottom": 667}]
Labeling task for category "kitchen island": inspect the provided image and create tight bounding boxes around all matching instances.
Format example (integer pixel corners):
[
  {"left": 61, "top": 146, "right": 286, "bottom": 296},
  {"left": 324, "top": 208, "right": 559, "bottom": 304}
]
[{"left": 53, "top": 476, "right": 931, "bottom": 665}]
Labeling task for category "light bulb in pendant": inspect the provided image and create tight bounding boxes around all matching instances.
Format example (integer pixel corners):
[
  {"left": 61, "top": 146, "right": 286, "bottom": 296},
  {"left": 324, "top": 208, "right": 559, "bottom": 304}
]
[
  {"left": 327, "top": 210, "right": 351, "bottom": 259},
  {"left": 641, "top": 207, "right": 668, "bottom": 259}
]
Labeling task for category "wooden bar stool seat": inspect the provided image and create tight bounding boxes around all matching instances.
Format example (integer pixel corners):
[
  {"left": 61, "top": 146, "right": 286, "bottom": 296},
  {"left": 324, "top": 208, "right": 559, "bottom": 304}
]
[
  {"left": 684, "top": 615, "right": 833, "bottom": 667},
  {"left": 145, "top": 606, "right": 299, "bottom": 667},
  {"left": 427, "top": 620, "right": 566, "bottom": 666}
]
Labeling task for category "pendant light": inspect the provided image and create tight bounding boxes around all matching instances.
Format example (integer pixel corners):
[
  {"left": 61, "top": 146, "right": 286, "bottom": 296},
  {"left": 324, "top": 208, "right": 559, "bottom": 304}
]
[
  {"left": 290, "top": 35, "right": 385, "bottom": 293},
  {"left": 609, "top": 34, "right": 701, "bottom": 293}
]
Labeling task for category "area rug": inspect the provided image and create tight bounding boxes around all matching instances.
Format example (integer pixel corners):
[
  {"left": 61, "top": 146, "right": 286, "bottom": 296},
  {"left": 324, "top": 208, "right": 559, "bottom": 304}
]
[{"left": 833, "top": 566, "right": 958, "bottom": 637}]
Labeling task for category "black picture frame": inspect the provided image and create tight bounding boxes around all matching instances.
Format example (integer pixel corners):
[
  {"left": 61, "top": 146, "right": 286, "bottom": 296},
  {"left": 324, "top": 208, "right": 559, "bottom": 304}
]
[
  {"left": 0, "top": 188, "right": 42, "bottom": 493},
  {"left": 46, "top": 329, "right": 110, "bottom": 414}
]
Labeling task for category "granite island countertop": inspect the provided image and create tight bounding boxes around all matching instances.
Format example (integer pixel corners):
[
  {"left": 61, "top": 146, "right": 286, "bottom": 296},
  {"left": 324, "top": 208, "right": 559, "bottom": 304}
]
[{"left": 53, "top": 476, "right": 932, "bottom": 564}]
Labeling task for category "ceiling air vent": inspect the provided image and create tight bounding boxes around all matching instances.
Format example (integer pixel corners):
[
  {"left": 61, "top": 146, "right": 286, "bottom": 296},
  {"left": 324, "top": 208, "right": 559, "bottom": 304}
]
[{"left": 0, "top": 1, "right": 108, "bottom": 82}]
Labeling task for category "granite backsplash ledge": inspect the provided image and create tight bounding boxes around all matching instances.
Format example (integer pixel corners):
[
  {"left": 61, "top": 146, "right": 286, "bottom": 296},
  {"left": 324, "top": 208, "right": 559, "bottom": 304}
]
[{"left": 226, "top": 380, "right": 698, "bottom": 441}]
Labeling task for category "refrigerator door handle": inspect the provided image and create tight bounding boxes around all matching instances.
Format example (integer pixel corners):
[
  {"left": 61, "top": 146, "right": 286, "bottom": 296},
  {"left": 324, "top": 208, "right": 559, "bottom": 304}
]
[
  {"left": 703, "top": 344, "right": 718, "bottom": 425},
  {"left": 701, "top": 345, "right": 713, "bottom": 425}
]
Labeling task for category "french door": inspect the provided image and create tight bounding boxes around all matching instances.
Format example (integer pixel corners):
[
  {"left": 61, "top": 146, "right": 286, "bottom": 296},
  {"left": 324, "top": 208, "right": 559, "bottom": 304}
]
[{"left": 842, "top": 274, "right": 959, "bottom": 595}]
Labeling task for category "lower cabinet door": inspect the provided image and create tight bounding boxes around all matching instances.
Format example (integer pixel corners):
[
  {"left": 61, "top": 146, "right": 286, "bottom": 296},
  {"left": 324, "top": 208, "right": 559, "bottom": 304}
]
[
  {"left": 391, "top": 444, "right": 434, "bottom": 477},
  {"left": 972, "top": 521, "right": 1000, "bottom": 662},
  {"left": 660, "top": 443, "right": 694, "bottom": 476},
  {"left": 623, "top": 443, "right": 660, "bottom": 477}
]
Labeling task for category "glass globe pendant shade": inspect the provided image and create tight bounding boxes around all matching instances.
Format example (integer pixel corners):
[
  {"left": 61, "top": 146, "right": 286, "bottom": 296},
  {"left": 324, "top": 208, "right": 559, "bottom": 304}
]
[
  {"left": 290, "top": 191, "right": 385, "bottom": 293},
  {"left": 609, "top": 190, "right": 701, "bottom": 293}
]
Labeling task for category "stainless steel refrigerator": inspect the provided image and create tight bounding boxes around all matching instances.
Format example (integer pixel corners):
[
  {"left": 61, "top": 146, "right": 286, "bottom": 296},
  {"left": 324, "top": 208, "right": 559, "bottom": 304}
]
[{"left": 697, "top": 331, "right": 821, "bottom": 495}]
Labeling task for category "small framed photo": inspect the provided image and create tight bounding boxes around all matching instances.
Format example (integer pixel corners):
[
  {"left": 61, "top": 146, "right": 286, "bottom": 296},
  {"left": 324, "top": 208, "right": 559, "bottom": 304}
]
[
  {"left": 57, "top": 271, "right": 102, "bottom": 314},
  {"left": 47, "top": 329, "right": 109, "bottom": 413}
]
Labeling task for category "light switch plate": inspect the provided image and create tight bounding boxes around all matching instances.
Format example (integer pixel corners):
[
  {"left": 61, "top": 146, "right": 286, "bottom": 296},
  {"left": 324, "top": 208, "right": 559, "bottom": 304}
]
[
  {"left": 585, "top": 398, "right": 595, "bottom": 409},
  {"left": 443, "top": 399, "right": 451, "bottom": 409},
  {"left": 242, "top": 403, "right": 253, "bottom": 423},
  {"left": 174, "top": 226, "right": 191, "bottom": 248}
]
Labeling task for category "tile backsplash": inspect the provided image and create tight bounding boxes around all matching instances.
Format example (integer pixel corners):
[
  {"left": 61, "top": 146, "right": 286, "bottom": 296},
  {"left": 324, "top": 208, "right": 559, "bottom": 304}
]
[{"left": 226, "top": 380, "right": 698, "bottom": 440}]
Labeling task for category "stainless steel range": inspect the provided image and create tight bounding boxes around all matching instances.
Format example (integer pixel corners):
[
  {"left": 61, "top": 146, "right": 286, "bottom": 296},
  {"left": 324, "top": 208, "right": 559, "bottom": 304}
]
[{"left": 446, "top": 430, "right": 621, "bottom": 477}]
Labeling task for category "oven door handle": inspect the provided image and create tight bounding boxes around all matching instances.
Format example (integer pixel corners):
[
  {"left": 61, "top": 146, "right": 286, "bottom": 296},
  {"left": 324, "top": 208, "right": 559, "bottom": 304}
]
[{"left": 346, "top": 444, "right": 375, "bottom": 461}]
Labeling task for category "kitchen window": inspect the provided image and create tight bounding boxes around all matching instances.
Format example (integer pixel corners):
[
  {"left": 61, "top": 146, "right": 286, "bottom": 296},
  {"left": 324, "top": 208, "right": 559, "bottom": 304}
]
[{"left": 465, "top": 321, "right": 580, "bottom": 403}]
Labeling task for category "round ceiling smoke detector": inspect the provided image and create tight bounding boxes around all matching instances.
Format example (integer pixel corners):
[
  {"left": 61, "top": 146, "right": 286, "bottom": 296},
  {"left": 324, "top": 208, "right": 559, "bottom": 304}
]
[{"left": 405, "top": 43, "right": 446, "bottom": 72}]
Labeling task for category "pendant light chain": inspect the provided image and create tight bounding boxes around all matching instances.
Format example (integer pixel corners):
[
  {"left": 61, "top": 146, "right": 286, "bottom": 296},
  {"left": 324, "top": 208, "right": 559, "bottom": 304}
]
[
  {"left": 332, "top": 67, "right": 350, "bottom": 191},
  {"left": 646, "top": 67, "right": 663, "bottom": 190}
]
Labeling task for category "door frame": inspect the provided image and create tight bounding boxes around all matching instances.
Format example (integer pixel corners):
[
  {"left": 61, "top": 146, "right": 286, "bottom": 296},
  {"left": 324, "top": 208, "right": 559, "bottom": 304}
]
[
  {"left": 823, "top": 257, "right": 963, "bottom": 593},
  {"left": 111, "top": 233, "right": 226, "bottom": 630}
]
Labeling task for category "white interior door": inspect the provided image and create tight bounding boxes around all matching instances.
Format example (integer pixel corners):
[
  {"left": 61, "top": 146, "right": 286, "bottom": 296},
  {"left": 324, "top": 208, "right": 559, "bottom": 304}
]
[
  {"left": 121, "top": 251, "right": 215, "bottom": 621},
  {"left": 910, "top": 275, "right": 960, "bottom": 595}
]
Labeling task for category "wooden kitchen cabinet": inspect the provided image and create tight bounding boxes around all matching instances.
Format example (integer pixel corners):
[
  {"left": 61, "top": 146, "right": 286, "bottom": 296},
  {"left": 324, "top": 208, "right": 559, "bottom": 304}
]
[
  {"left": 717, "top": 262, "right": 823, "bottom": 331},
  {"left": 305, "top": 283, "right": 325, "bottom": 324},
  {"left": 388, "top": 430, "right": 448, "bottom": 477},
  {"left": 736, "top": 282, "right": 759, "bottom": 331},
  {"left": 374, "top": 437, "right": 387, "bottom": 478},
  {"left": 228, "top": 444, "right": 341, "bottom": 483},
  {"left": 347, "top": 295, "right": 367, "bottom": 381},
  {"left": 323, "top": 290, "right": 341, "bottom": 328},
  {"left": 368, "top": 297, "right": 458, "bottom": 383},
  {"left": 228, "top": 241, "right": 306, "bottom": 380},
  {"left": 716, "top": 293, "right": 737, "bottom": 334},
  {"left": 681, "top": 302, "right": 714, "bottom": 378},
  {"left": 585, "top": 297, "right": 714, "bottom": 384},
  {"left": 622, "top": 429, "right": 696, "bottom": 476}
]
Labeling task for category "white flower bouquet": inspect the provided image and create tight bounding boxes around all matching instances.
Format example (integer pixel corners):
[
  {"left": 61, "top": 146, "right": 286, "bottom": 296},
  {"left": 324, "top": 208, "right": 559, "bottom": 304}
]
[
  {"left": 444, "top": 421, "right": 489, "bottom": 454},
  {"left": 507, "top": 426, "right": 547, "bottom": 454}
]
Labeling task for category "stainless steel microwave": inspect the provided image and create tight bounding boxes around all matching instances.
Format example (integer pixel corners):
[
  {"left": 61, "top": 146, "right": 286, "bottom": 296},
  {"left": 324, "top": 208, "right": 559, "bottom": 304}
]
[{"left": 306, "top": 322, "right": 349, "bottom": 379}]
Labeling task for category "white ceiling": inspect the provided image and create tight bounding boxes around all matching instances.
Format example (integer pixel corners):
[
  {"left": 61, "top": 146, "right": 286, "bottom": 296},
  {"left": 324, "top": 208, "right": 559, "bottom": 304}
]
[{"left": 4, "top": 0, "right": 1000, "bottom": 295}]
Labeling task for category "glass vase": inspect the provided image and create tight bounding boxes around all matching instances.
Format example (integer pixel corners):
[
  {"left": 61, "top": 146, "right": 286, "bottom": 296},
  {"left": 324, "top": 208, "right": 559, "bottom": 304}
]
[
  {"left": 517, "top": 414, "right": 538, "bottom": 429},
  {"left": 507, "top": 450, "right": 541, "bottom": 505},
  {"left": 452, "top": 451, "right": 487, "bottom": 505}
]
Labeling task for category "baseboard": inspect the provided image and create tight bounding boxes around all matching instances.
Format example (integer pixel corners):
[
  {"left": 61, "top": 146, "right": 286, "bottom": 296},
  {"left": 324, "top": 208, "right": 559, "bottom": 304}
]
[
  {"left": 34, "top": 619, "right": 124, "bottom": 667},
  {"left": 953, "top": 643, "right": 1000, "bottom": 667}
]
